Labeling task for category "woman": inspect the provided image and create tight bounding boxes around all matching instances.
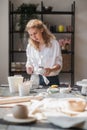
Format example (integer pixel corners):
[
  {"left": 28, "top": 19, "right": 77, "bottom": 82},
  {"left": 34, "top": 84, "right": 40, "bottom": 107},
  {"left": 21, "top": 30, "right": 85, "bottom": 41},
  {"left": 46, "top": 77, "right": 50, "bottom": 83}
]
[{"left": 25, "top": 19, "right": 62, "bottom": 86}]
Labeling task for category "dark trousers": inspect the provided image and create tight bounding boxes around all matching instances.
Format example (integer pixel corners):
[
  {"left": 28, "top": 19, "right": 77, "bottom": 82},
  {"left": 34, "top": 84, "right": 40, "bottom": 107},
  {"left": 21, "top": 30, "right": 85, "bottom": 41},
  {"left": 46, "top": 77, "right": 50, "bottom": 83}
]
[{"left": 39, "top": 75, "right": 60, "bottom": 86}]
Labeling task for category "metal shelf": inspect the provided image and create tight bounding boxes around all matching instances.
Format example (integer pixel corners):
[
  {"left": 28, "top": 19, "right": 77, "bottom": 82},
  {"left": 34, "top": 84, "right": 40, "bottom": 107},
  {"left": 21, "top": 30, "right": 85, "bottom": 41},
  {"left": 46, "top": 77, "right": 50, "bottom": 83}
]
[{"left": 9, "top": 1, "right": 75, "bottom": 86}]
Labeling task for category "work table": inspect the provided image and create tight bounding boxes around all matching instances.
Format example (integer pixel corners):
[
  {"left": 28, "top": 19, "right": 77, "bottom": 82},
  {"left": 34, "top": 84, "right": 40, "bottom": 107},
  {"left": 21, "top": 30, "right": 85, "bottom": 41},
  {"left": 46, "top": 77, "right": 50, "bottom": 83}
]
[{"left": 0, "top": 85, "right": 86, "bottom": 130}]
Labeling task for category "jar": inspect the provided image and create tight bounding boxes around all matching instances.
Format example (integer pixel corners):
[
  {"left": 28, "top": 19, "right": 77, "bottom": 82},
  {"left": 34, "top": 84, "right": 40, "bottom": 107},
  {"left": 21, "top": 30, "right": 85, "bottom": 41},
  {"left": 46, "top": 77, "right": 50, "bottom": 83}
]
[
  {"left": 58, "top": 25, "right": 64, "bottom": 32},
  {"left": 30, "top": 74, "right": 39, "bottom": 89}
]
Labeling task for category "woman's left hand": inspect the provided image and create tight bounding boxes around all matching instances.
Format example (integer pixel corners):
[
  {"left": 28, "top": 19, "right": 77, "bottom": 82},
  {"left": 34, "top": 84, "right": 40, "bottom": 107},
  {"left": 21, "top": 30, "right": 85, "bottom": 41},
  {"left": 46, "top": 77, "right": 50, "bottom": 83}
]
[
  {"left": 44, "top": 68, "right": 52, "bottom": 76},
  {"left": 44, "top": 64, "right": 60, "bottom": 76}
]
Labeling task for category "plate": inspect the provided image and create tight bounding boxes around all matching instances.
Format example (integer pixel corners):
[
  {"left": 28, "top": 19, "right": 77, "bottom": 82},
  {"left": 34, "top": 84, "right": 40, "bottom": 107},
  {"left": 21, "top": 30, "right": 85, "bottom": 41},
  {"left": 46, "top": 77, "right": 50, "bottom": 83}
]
[{"left": 3, "top": 114, "right": 36, "bottom": 123}]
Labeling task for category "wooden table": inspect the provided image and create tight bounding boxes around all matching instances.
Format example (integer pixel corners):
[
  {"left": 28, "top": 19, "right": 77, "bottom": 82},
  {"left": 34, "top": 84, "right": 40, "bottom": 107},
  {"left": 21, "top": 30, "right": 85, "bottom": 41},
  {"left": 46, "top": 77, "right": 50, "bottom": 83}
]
[{"left": 0, "top": 85, "right": 85, "bottom": 130}]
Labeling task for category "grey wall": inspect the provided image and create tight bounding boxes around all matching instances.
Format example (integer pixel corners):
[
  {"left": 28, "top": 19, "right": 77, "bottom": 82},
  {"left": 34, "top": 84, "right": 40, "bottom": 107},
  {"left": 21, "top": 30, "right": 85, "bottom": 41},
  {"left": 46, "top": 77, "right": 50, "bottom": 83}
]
[
  {"left": 0, "top": 0, "right": 87, "bottom": 84},
  {"left": 0, "top": 0, "right": 9, "bottom": 84},
  {"left": 75, "top": 1, "right": 87, "bottom": 81}
]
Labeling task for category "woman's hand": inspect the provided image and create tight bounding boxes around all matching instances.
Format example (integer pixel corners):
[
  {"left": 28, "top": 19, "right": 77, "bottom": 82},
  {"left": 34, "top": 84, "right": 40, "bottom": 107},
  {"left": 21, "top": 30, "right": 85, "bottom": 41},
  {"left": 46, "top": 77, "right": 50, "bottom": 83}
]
[
  {"left": 44, "top": 64, "right": 61, "bottom": 76},
  {"left": 44, "top": 68, "right": 52, "bottom": 76},
  {"left": 26, "top": 66, "right": 34, "bottom": 74}
]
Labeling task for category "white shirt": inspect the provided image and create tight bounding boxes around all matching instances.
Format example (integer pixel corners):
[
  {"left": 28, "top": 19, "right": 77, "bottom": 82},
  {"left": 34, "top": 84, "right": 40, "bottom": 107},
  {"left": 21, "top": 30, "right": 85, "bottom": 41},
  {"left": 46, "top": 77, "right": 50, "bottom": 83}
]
[{"left": 26, "top": 39, "right": 62, "bottom": 76}]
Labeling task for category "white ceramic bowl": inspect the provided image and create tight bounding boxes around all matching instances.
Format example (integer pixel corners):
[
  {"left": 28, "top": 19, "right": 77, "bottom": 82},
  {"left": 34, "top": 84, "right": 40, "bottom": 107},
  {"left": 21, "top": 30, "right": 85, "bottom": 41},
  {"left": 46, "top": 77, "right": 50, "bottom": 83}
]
[
  {"left": 76, "top": 79, "right": 87, "bottom": 87},
  {"left": 60, "top": 87, "right": 71, "bottom": 93}
]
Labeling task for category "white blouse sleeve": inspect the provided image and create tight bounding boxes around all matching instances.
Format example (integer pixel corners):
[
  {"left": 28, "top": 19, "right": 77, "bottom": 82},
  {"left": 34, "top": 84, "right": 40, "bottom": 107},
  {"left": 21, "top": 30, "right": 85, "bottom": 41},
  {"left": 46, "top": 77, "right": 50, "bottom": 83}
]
[
  {"left": 55, "top": 40, "right": 63, "bottom": 71},
  {"left": 26, "top": 43, "right": 32, "bottom": 68}
]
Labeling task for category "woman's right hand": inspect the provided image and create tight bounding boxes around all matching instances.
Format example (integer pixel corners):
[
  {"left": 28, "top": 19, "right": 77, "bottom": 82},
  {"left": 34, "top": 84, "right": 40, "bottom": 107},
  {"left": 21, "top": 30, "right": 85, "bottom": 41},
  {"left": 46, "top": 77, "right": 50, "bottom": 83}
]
[{"left": 26, "top": 66, "right": 34, "bottom": 74}]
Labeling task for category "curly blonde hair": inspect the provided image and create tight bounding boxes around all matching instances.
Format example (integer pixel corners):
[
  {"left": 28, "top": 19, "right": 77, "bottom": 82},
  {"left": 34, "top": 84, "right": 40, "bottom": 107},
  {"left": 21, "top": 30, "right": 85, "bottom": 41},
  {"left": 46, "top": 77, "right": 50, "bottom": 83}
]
[{"left": 25, "top": 19, "right": 56, "bottom": 50}]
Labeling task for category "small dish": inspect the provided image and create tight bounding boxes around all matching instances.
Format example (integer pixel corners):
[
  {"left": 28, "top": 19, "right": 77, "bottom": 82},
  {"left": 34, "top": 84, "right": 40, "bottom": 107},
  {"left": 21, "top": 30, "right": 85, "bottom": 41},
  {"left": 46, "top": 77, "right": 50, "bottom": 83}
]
[
  {"left": 47, "top": 87, "right": 59, "bottom": 93},
  {"left": 3, "top": 114, "right": 36, "bottom": 124}
]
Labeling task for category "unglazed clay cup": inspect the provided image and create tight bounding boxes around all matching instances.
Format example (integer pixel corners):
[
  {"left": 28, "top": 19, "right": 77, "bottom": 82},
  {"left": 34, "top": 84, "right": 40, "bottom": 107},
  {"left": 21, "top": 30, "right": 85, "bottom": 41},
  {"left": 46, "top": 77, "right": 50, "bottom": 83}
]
[{"left": 12, "top": 104, "right": 28, "bottom": 119}]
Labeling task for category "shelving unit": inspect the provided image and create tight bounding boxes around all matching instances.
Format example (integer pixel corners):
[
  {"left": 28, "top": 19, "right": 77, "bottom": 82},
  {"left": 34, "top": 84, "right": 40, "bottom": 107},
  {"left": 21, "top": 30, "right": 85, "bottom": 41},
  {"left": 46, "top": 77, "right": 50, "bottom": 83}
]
[{"left": 9, "top": 1, "right": 75, "bottom": 86}]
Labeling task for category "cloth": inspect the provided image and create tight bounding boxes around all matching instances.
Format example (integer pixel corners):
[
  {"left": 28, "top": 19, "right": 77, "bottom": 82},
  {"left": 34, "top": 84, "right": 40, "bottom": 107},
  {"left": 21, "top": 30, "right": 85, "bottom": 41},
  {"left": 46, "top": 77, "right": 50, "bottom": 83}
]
[
  {"left": 47, "top": 115, "right": 87, "bottom": 129},
  {"left": 1, "top": 91, "right": 87, "bottom": 129},
  {"left": 39, "top": 75, "right": 60, "bottom": 86},
  {"left": 30, "top": 74, "right": 49, "bottom": 87},
  {"left": 28, "top": 98, "right": 87, "bottom": 130},
  {"left": 26, "top": 39, "right": 62, "bottom": 76}
]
